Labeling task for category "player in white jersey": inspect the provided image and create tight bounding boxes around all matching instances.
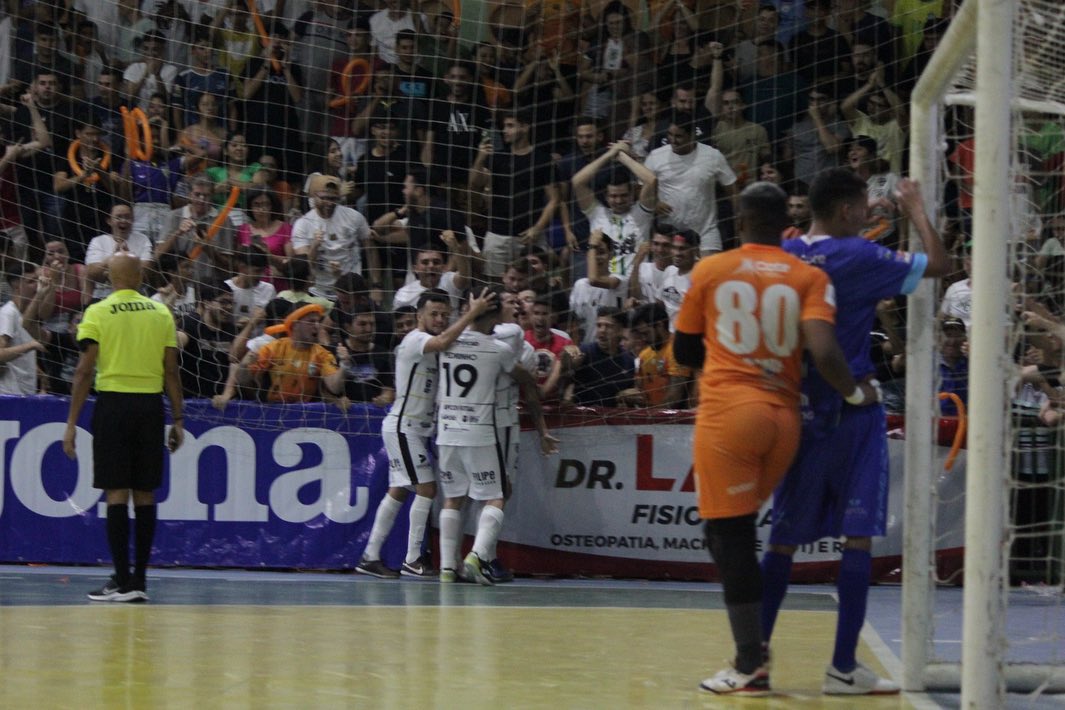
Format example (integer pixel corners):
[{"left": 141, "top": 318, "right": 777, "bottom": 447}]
[
  {"left": 355, "top": 288, "right": 497, "bottom": 579},
  {"left": 483, "top": 291, "right": 539, "bottom": 583},
  {"left": 437, "top": 288, "right": 559, "bottom": 585}
]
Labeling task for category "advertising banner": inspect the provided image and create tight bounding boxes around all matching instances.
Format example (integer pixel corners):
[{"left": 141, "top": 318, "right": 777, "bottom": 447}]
[
  {"left": 0, "top": 397, "right": 966, "bottom": 581},
  {"left": 0, "top": 396, "right": 397, "bottom": 568},
  {"left": 503, "top": 420, "right": 967, "bottom": 581}
]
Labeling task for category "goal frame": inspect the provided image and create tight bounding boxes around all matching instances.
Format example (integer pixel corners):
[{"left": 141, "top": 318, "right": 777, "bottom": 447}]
[{"left": 903, "top": 0, "right": 1065, "bottom": 700}]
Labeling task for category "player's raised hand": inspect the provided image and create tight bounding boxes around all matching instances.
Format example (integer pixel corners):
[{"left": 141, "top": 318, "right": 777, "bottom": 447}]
[{"left": 468, "top": 287, "right": 497, "bottom": 316}]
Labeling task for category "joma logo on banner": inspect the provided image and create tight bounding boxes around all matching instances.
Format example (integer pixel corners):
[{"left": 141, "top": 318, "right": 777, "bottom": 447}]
[
  {"left": 0, "top": 422, "right": 370, "bottom": 524},
  {"left": 554, "top": 434, "right": 696, "bottom": 492}
]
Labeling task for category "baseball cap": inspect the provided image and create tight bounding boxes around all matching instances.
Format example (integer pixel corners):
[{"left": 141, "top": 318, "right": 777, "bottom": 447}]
[
  {"left": 941, "top": 316, "right": 966, "bottom": 332},
  {"left": 309, "top": 174, "right": 340, "bottom": 194}
]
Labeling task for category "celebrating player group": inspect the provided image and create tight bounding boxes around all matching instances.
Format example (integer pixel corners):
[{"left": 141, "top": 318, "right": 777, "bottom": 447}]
[{"left": 356, "top": 285, "right": 558, "bottom": 585}]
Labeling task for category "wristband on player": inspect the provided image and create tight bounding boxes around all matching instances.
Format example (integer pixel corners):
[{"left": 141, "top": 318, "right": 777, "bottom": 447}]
[{"left": 844, "top": 387, "right": 866, "bottom": 406}]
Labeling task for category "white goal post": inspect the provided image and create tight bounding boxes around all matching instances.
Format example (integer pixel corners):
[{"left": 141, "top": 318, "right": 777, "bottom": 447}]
[{"left": 903, "top": 0, "right": 1065, "bottom": 702}]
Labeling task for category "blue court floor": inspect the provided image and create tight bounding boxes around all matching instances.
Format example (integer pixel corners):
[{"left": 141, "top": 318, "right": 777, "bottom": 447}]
[{"left": 1, "top": 565, "right": 1063, "bottom": 709}]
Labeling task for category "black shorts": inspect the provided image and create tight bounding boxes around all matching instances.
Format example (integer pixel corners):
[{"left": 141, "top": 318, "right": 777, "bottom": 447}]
[{"left": 91, "top": 391, "right": 165, "bottom": 491}]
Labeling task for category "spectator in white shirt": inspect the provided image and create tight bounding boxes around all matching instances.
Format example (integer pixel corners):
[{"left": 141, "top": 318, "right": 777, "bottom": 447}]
[
  {"left": 658, "top": 228, "right": 700, "bottom": 330},
  {"left": 940, "top": 251, "right": 972, "bottom": 329},
  {"left": 571, "top": 139, "right": 657, "bottom": 280},
  {"left": 392, "top": 231, "right": 472, "bottom": 313},
  {"left": 122, "top": 31, "right": 178, "bottom": 111},
  {"left": 570, "top": 229, "right": 630, "bottom": 345},
  {"left": 628, "top": 223, "right": 675, "bottom": 306},
  {"left": 644, "top": 110, "right": 737, "bottom": 255},
  {"left": 0, "top": 261, "right": 52, "bottom": 394},
  {"left": 369, "top": 0, "right": 419, "bottom": 66},
  {"left": 85, "top": 203, "right": 154, "bottom": 300},
  {"left": 291, "top": 174, "right": 377, "bottom": 299},
  {"left": 226, "top": 247, "right": 277, "bottom": 326}
]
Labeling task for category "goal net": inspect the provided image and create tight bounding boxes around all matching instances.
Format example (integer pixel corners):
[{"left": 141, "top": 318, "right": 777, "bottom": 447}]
[
  {"left": 904, "top": 0, "right": 1065, "bottom": 701},
  {"left": 5, "top": 0, "right": 1055, "bottom": 606}
]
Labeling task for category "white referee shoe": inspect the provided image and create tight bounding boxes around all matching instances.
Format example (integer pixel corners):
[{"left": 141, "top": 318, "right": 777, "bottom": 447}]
[{"left": 823, "top": 661, "right": 899, "bottom": 695}]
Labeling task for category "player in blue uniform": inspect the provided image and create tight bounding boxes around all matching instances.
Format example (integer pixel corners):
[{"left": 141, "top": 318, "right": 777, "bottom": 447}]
[{"left": 762, "top": 168, "right": 950, "bottom": 694}]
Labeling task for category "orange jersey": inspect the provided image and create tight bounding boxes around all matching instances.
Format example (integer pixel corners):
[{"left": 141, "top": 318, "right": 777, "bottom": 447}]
[
  {"left": 636, "top": 336, "right": 691, "bottom": 407},
  {"left": 674, "top": 243, "right": 836, "bottom": 411},
  {"left": 251, "top": 338, "right": 339, "bottom": 403}
]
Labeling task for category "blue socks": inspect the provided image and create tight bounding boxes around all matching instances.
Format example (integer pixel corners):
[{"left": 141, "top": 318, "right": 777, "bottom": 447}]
[
  {"left": 832, "top": 548, "right": 872, "bottom": 672},
  {"left": 760, "top": 550, "right": 793, "bottom": 643}
]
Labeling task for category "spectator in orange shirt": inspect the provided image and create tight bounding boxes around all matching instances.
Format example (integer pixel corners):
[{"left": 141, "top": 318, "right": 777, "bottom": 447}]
[
  {"left": 623, "top": 302, "right": 692, "bottom": 408},
  {"left": 241, "top": 303, "right": 344, "bottom": 403}
]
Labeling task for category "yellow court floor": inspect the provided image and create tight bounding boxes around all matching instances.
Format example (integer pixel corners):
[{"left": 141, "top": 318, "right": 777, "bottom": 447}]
[
  {"left": 0, "top": 568, "right": 923, "bottom": 710},
  {"left": 2, "top": 606, "right": 914, "bottom": 709}
]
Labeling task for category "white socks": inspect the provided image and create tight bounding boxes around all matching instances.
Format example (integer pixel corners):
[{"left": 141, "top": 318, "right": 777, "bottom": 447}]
[
  {"left": 472, "top": 506, "right": 504, "bottom": 560},
  {"left": 406, "top": 495, "right": 433, "bottom": 564},
  {"left": 439, "top": 508, "right": 462, "bottom": 571},
  {"left": 364, "top": 494, "right": 402, "bottom": 561}
]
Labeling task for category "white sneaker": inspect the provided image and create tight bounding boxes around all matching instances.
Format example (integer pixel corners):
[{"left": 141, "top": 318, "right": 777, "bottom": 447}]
[
  {"left": 823, "top": 662, "right": 899, "bottom": 695},
  {"left": 699, "top": 664, "right": 771, "bottom": 696}
]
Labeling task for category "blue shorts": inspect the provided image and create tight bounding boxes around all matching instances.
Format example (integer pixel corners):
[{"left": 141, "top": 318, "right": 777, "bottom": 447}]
[{"left": 768, "top": 404, "right": 889, "bottom": 545}]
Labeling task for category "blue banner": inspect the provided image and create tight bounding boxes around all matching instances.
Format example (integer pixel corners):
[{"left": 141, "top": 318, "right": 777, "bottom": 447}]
[{"left": 0, "top": 396, "right": 407, "bottom": 568}]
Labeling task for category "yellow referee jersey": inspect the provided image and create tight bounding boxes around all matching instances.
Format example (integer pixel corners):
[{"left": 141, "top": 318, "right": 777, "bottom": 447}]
[{"left": 77, "top": 289, "right": 178, "bottom": 393}]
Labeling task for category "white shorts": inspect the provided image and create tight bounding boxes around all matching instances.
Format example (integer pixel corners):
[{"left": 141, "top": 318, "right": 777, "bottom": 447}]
[
  {"left": 437, "top": 444, "right": 506, "bottom": 501},
  {"left": 382, "top": 430, "right": 435, "bottom": 488},
  {"left": 497, "top": 424, "right": 519, "bottom": 485}
]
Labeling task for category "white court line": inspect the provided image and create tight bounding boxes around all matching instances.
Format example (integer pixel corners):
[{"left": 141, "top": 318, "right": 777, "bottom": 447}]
[{"left": 861, "top": 619, "right": 943, "bottom": 710}]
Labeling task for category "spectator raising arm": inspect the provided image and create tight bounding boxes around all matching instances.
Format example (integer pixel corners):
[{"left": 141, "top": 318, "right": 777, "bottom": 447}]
[
  {"left": 617, "top": 149, "right": 658, "bottom": 211},
  {"left": 440, "top": 230, "right": 472, "bottom": 292},
  {"left": 571, "top": 140, "right": 628, "bottom": 213}
]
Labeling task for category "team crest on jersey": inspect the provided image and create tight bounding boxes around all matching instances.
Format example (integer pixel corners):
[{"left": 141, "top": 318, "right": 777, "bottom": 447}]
[{"left": 533, "top": 350, "right": 556, "bottom": 378}]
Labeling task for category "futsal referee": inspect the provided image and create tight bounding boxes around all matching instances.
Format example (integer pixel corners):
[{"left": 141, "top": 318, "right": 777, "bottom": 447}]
[{"left": 63, "top": 251, "right": 185, "bottom": 603}]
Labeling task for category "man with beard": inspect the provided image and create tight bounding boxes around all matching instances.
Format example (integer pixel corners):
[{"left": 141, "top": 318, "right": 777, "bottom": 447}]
[{"left": 292, "top": 175, "right": 376, "bottom": 298}]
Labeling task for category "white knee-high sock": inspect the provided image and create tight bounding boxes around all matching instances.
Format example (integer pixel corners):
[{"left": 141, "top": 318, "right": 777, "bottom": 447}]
[
  {"left": 406, "top": 495, "right": 433, "bottom": 564},
  {"left": 472, "top": 506, "right": 505, "bottom": 560},
  {"left": 439, "top": 508, "right": 462, "bottom": 571},
  {"left": 364, "top": 495, "right": 402, "bottom": 561}
]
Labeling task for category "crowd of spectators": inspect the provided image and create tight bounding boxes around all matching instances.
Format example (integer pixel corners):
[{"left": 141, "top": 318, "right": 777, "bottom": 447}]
[{"left": 0, "top": 0, "right": 992, "bottom": 417}]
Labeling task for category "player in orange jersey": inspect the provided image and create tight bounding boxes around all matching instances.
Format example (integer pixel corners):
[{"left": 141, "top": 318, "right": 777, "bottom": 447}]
[{"left": 673, "top": 182, "right": 880, "bottom": 696}]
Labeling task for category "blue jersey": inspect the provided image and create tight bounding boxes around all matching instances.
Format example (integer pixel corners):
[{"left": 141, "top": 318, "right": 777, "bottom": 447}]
[{"left": 784, "top": 235, "right": 926, "bottom": 433}]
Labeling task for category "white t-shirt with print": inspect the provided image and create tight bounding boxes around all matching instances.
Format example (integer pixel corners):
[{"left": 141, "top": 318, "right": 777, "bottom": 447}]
[
  {"left": 583, "top": 202, "right": 654, "bottom": 278},
  {"left": 570, "top": 275, "right": 629, "bottom": 346},
  {"left": 291, "top": 206, "right": 370, "bottom": 297},
  {"left": 657, "top": 265, "right": 692, "bottom": 331}
]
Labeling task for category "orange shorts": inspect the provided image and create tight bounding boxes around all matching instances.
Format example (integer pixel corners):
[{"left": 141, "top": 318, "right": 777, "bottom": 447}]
[{"left": 693, "top": 400, "right": 801, "bottom": 520}]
